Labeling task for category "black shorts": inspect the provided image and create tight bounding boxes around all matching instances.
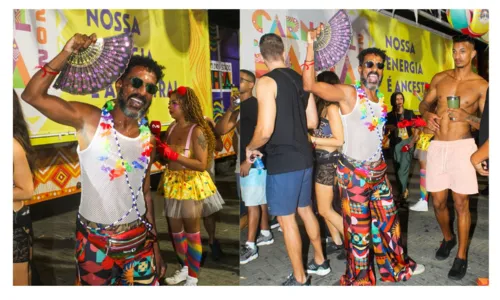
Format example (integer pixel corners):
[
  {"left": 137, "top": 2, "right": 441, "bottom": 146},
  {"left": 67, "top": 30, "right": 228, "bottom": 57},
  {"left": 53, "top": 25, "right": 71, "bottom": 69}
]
[
  {"left": 13, "top": 206, "right": 33, "bottom": 263},
  {"left": 314, "top": 150, "right": 340, "bottom": 186}
]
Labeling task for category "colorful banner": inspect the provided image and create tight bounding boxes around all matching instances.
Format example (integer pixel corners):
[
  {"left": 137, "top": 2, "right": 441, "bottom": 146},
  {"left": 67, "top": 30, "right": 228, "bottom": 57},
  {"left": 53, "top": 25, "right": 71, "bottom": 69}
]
[
  {"left": 14, "top": 9, "right": 212, "bottom": 146},
  {"left": 240, "top": 9, "right": 455, "bottom": 112},
  {"left": 209, "top": 24, "right": 239, "bottom": 158}
]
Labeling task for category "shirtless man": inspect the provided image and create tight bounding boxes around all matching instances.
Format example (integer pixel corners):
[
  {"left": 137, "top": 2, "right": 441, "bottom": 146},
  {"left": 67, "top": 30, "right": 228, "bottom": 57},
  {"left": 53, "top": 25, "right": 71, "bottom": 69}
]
[{"left": 419, "top": 34, "right": 488, "bottom": 280}]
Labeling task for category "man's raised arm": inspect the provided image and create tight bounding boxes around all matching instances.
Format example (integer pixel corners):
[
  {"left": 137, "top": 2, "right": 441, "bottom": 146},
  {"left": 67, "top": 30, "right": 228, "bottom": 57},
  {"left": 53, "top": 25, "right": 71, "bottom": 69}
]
[{"left": 21, "top": 33, "right": 98, "bottom": 130}]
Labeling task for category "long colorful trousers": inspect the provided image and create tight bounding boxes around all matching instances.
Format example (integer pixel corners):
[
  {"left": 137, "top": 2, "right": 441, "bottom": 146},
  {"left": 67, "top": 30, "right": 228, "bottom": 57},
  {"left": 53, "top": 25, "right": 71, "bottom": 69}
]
[
  {"left": 336, "top": 156, "right": 416, "bottom": 285},
  {"left": 74, "top": 219, "right": 159, "bottom": 286}
]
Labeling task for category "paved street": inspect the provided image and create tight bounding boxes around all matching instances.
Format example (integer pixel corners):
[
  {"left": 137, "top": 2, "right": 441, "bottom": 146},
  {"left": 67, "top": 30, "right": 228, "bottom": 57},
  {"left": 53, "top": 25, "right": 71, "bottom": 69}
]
[
  {"left": 239, "top": 158, "right": 489, "bottom": 286},
  {"left": 30, "top": 172, "right": 240, "bottom": 286}
]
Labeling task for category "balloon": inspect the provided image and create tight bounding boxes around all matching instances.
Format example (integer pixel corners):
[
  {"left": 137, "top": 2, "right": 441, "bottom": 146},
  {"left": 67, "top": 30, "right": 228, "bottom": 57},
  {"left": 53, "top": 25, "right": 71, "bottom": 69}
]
[{"left": 446, "top": 9, "right": 489, "bottom": 38}]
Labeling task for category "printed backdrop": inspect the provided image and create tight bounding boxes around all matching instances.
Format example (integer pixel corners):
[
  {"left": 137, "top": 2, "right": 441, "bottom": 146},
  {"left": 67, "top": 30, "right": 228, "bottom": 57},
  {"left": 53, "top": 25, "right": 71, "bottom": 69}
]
[
  {"left": 240, "top": 9, "right": 455, "bottom": 112},
  {"left": 14, "top": 9, "right": 213, "bottom": 203},
  {"left": 14, "top": 9, "right": 212, "bottom": 145}
]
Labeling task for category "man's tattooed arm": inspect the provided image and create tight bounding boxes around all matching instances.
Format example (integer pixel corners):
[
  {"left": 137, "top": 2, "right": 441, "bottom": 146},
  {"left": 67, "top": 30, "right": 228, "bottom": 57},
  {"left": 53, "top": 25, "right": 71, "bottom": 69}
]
[{"left": 466, "top": 114, "right": 481, "bottom": 130}]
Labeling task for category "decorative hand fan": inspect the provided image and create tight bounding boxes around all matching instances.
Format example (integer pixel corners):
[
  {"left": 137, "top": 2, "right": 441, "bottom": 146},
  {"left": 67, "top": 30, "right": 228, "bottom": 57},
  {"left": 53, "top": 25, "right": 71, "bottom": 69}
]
[
  {"left": 53, "top": 32, "right": 134, "bottom": 95},
  {"left": 313, "top": 10, "right": 353, "bottom": 71}
]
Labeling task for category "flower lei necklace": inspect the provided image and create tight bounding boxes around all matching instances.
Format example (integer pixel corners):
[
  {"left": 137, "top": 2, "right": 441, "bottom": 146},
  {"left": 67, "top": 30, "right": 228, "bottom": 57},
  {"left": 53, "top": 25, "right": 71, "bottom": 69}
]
[
  {"left": 353, "top": 81, "right": 387, "bottom": 174},
  {"left": 356, "top": 80, "right": 387, "bottom": 131},
  {"left": 99, "top": 100, "right": 152, "bottom": 181},
  {"left": 78, "top": 100, "right": 153, "bottom": 231}
]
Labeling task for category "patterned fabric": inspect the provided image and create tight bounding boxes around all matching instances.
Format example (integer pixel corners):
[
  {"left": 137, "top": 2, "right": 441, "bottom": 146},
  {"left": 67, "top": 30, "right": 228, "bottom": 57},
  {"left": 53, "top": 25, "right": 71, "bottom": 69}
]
[
  {"left": 172, "top": 231, "right": 188, "bottom": 267},
  {"left": 74, "top": 221, "right": 158, "bottom": 286},
  {"left": 336, "top": 157, "right": 416, "bottom": 286},
  {"left": 162, "top": 168, "right": 224, "bottom": 218},
  {"left": 314, "top": 150, "right": 340, "bottom": 186},
  {"left": 13, "top": 206, "right": 33, "bottom": 263},
  {"left": 186, "top": 232, "right": 202, "bottom": 278},
  {"left": 162, "top": 169, "right": 217, "bottom": 201},
  {"left": 416, "top": 132, "right": 434, "bottom": 151},
  {"left": 313, "top": 117, "right": 333, "bottom": 138},
  {"left": 13, "top": 227, "right": 32, "bottom": 263},
  {"left": 420, "top": 169, "right": 428, "bottom": 202}
]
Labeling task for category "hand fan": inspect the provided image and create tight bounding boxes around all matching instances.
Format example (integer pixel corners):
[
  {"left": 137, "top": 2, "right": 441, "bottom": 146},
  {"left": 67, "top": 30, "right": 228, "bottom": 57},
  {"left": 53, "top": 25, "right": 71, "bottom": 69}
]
[
  {"left": 53, "top": 32, "right": 134, "bottom": 95},
  {"left": 314, "top": 10, "right": 353, "bottom": 71}
]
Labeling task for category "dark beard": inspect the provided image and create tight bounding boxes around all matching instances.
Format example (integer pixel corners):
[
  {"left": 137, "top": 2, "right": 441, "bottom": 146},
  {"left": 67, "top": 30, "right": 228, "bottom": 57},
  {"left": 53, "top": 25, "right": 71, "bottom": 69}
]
[
  {"left": 361, "top": 71, "right": 382, "bottom": 91},
  {"left": 117, "top": 89, "right": 150, "bottom": 119}
]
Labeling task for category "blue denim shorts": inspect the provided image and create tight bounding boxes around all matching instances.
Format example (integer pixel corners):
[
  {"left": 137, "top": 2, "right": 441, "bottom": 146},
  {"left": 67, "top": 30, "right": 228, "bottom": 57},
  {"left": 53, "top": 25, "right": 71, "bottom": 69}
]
[{"left": 266, "top": 167, "right": 313, "bottom": 216}]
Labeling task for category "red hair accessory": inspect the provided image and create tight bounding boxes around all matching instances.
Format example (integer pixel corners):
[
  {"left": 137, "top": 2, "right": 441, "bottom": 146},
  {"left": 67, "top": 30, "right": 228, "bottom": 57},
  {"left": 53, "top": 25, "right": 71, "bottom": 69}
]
[
  {"left": 424, "top": 83, "right": 430, "bottom": 90},
  {"left": 177, "top": 86, "right": 187, "bottom": 96}
]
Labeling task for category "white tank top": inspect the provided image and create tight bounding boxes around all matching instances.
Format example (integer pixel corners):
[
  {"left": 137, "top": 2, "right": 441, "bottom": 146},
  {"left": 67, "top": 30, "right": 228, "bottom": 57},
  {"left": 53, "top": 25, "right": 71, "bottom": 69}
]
[
  {"left": 340, "top": 86, "right": 384, "bottom": 162},
  {"left": 77, "top": 112, "right": 147, "bottom": 225}
]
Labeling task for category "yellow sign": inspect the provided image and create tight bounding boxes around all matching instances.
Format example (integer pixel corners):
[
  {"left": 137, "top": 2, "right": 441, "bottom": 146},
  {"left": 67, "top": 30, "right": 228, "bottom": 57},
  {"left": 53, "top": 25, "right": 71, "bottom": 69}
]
[
  {"left": 361, "top": 10, "right": 455, "bottom": 111},
  {"left": 14, "top": 9, "right": 212, "bottom": 146},
  {"left": 240, "top": 10, "right": 455, "bottom": 112}
]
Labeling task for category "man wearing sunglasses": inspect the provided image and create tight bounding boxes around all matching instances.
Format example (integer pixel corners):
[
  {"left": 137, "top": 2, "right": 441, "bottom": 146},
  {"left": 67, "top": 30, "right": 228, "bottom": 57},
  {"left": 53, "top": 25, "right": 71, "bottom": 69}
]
[
  {"left": 302, "top": 25, "right": 424, "bottom": 286},
  {"left": 419, "top": 34, "right": 488, "bottom": 280},
  {"left": 21, "top": 33, "right": 166, "bottom": 285}
]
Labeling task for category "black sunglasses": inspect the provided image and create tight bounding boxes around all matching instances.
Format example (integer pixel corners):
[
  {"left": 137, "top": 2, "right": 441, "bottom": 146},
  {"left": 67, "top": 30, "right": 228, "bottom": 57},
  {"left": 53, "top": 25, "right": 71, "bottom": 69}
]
[
  {"left": 128, "top": 77, "right": 158, "bottom": 95},
  {"left": 364, "top": 61, "right": 385, "bottom": 70}
]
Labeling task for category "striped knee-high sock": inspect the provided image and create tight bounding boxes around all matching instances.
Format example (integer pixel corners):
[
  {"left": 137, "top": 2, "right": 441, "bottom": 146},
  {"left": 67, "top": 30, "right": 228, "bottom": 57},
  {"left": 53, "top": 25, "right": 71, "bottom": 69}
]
[
  {"left": 420, "top": 169, "right": 428, "bottom": 202},
  {"left": 172, "top": 231, "right": 188, "bottom": 267},
  {"left": 186, "top": 232, "right": 202, "bottom": 278}
]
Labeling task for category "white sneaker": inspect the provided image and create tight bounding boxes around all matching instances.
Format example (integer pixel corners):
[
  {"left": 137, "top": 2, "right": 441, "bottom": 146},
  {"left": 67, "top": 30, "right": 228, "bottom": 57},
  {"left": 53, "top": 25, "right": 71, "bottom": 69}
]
[
  {"left": 413, "top": 264, "right": 425, "bottom": 275},
  {"left": 184, "top": 275, "right": 198, "bottom": 286},
  {"left": 409, "top": 199, "right": 428, "bottom": 212},
  {"left": 164, "top": 266, "right": 188, "bottom": 285}
]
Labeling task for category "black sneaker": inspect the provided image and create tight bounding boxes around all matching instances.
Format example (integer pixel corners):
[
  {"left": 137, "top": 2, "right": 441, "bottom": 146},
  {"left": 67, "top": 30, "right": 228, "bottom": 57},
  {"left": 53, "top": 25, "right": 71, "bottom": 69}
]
[
  {"left": 435, "top": 236, "right": 457, "bottom": 260},
  {"left": 281, "top": 273, "right": 310, "bottom": 286},
  {"left": 306, "top": 259, "right": 331, "bottom": 276},
  {"left": 336, "top": 250, "right": 346, "bottom": 260},
  {"left": 448, "top": 257, "right": 467, "bottom": 280},
  {"left": 325, "top": 240, "right": 343, "bottom": 255},
  {"left": 270, "top": 217, "right": 280, "bottom": 230},
  {"left": 209, "top": 239, "right": 224, "bottom": 261}
]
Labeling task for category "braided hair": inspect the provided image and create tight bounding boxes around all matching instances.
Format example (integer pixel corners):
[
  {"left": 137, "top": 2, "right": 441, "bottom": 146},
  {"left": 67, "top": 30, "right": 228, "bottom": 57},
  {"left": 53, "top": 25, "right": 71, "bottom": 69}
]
[{"left": 171, "top": 87, "right": 216, "bottom": 162}]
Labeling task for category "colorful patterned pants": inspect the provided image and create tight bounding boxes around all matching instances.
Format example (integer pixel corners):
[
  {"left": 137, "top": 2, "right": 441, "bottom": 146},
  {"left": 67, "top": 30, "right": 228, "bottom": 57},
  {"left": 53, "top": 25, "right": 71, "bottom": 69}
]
[
  {"left": 336, "top": 157, "right": 416, "bottom": 285},
  {"left": 74, "top": 220, "right": 159, "bottom": 286}
]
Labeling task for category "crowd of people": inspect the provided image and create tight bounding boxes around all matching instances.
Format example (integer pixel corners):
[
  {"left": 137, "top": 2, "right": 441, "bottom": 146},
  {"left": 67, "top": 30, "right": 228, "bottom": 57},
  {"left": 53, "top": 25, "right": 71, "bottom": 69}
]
[
  {"left": 14, "top": 32, "right": 229, "bottom": 286},
  {"left": 13, "top": 27, "right": 489, "bottom": 287},
  {"left": 238, "top": 28, "right": 488, "bottom": 286}
]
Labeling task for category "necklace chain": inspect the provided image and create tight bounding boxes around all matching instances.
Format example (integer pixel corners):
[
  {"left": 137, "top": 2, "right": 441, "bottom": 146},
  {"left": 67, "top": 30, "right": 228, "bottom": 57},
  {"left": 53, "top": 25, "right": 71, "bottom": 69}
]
[
  {"left": 78, "top": 101, "right": 152, "bottom": 231},
  {"left": 354, "top": 82, "right": 387, "bottom": 164}
]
